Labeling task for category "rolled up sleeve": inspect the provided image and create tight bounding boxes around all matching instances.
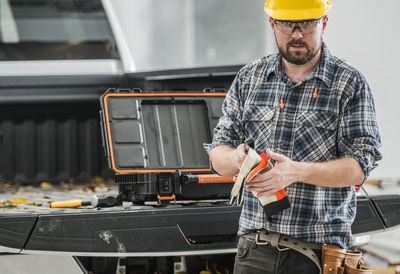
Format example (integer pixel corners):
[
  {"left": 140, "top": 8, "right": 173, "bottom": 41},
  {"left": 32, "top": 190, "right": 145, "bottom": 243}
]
[
  {"left": 211, "top": 72, "right": 245, "bottom": 150},
  {"left": 338, "top": 78, "right": 382, "bottom": 181}
]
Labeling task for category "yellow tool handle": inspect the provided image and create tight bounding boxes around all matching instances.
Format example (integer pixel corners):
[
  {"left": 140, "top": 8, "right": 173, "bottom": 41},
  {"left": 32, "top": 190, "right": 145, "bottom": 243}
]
[{"left": 50, "top": 200, "right": 83, "bottom": 208}]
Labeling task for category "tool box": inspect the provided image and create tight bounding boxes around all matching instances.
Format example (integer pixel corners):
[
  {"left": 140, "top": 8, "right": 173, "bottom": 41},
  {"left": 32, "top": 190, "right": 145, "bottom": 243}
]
[{"left": 100, "top": 86, "right": 234, "bottom": 204}]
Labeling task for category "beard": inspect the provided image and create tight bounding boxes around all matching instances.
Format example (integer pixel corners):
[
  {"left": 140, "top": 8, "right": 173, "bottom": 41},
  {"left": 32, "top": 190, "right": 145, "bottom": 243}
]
[{"left": 277, "top": 38, "right": 322, "bottom": 65}]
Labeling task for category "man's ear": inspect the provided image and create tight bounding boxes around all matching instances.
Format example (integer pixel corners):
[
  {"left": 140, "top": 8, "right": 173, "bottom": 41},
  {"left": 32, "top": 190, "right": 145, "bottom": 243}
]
[
  {"left": 322, "top": 15, "right": 328, "bottom": 33},
  {"left": 269, "top": 16, "right": 275, "bottom": 30}
]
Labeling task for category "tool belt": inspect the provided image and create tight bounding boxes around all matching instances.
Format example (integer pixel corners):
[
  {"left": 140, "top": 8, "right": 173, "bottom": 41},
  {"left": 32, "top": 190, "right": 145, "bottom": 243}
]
[
  {"left": 322, "top": 244, "right": 372, "bottom": 274},
  {"left": 243, "top": 230, "right": 373, "bottom": 274},
  {"left": 243, "top": 230, "right": 322, "bottom": 273}
]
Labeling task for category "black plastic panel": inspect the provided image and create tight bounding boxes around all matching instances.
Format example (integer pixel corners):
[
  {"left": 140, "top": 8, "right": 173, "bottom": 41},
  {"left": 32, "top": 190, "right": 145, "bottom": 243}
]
[
  {"left": 0, "top": 103, "right": 111, "bottom": 182},
  {"left": 351, "top": 196, "right": 386, "bottom": 235},
  {"left": 24, "top": 205, "right": 241, "bottom": 253},
  {"left": 0, "top": 215, "right": 37, "bottom": 250},
  {"left": 0, "top": 195, "right": 397, "bottom": 253},
  {"left": 0, "top": 75, "right": 127, "bottom": 183},
  {"left": 0, "top": 75, "right": 127, "bottom": 104},
  {"left": 370, "top": 195, "right": 400, "bottom": 228},
  {"left": 127, "top": 65, "right": 242, "bottom": 93},
  {"left": 117, "top": 173, "right": 233, "bottom": 203}
]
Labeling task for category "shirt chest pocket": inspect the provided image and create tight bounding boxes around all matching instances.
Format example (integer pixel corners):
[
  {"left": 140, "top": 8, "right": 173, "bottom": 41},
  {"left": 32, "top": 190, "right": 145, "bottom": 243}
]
[
  {"left": 242, "top": 105, "right": 276, "bottom": 151},
  {"left": 293, "top": 111, "right": 338, "bottom": 162}
]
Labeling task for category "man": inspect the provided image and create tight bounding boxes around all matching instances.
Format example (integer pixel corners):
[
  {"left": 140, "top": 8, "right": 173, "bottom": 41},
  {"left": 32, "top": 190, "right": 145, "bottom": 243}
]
[{"left": 210, "top": 0, "right": 382, "bottom": 273}]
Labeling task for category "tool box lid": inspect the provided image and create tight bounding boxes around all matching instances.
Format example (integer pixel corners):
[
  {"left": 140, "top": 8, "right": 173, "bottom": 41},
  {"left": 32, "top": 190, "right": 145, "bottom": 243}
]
[{"left": 100, "top": 66, "right": 241, "bottom": 174}]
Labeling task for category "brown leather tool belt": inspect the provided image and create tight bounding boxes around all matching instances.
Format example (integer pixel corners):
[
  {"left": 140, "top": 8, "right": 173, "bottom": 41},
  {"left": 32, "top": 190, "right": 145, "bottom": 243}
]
[
  {"left": 243, "top": 230, "right": 373, "bottom": 274},
  {"left": 243, "top": 230, "right": 322, "bottom": 273},
  {"left": 321, "top": 244, "right": 372, "bottom": 274}
]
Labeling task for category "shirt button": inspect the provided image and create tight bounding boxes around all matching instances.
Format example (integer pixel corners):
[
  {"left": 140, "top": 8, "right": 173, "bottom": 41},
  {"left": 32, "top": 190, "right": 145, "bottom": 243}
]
[
  {"left": 317, "top": 119, "right": 322, "bottom": 124},
  {"left": 251, "top": 114, "right": 255, "bottom": 118},
  {"left": 285, "top": 114, "right": 289, "bottom": 119},
  {"left": 280, "top": 142, "right": 285, "bottom": 146}
]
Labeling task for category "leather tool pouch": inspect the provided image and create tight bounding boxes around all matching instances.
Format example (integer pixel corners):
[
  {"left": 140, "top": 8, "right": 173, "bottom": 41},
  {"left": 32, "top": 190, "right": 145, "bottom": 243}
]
[{"left": 322, "top": 244, "right": 373, "bottom": 274}]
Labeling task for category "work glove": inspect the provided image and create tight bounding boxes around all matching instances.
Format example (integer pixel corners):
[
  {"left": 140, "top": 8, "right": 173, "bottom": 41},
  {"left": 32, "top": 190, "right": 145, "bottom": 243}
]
[
  {"left": 230, "top": 146, "right": 260, "bottom": 206},
  {"left": 230, "top": 145, "right": 290, "bottom": 218}
]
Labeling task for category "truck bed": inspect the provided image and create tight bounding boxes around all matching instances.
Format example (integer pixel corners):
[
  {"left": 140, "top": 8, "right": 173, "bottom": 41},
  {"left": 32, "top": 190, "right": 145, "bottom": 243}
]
[
  {"left": 0, "top": 181, "right": 240, "bottom": 256},
  {"left": 1, "top": 182, "right": 400, "bottom": 257}
]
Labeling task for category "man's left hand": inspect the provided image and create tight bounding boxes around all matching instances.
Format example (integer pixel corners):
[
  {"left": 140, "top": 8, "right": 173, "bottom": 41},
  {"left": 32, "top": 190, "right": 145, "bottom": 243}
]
[{"left": 245, "top": 149, "right": 299, "bottom": 197}]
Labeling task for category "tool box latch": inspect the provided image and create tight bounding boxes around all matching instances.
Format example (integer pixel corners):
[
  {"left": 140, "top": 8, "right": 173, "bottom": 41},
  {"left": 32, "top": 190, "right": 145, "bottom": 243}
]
[
  {"left": 157, "top": 173, "right": 177, "bottom": 204},
  {"left": 202, "top": 87, "right": 227, "bottom": 93}
]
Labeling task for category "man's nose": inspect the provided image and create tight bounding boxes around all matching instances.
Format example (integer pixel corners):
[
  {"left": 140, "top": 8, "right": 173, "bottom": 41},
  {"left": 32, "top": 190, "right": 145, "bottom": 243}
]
[{"left": 291, "top": 28, "right": 303, "bottom": 39}]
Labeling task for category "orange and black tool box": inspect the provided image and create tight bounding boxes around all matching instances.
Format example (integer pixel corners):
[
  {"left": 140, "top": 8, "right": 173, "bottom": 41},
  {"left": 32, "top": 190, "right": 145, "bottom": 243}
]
[{"left": 99, "top": 84, "right": 234, "bottom": 204}]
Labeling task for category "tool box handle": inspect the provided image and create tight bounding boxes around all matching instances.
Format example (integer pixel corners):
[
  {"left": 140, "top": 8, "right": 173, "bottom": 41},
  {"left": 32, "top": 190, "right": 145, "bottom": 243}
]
[
  {"left": 184, "top": 174, "right": 234, "bottom": 184},
  {"left": 197, "top": 174, "right": 234, "bottom": 183}
]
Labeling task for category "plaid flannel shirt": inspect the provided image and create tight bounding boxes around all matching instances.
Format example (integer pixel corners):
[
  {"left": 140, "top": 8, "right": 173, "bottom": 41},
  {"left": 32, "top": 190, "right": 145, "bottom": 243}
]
[{"left": 211, "top": 43, "right": 382, "bottom": 248}]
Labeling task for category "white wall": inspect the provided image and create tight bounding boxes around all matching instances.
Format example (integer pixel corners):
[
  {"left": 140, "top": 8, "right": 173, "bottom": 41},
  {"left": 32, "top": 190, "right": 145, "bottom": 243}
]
[
  {"left": 111, "top": 0, "right": 399, "bottom": 180},
  {"left": 324, "top": 0, "right": 400, "bottom": 180},
  {"left": 110, "top": 0, "right": 271, "bottom": 71}
]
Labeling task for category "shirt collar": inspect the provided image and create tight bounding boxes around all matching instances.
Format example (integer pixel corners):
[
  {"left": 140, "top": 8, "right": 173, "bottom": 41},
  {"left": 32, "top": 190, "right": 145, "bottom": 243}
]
[
  {"left": 265, "top": 42, "right": 334, "bottom": 88},
  {"left": 314, "top": 43, "right": 334, "bottom": 88}
]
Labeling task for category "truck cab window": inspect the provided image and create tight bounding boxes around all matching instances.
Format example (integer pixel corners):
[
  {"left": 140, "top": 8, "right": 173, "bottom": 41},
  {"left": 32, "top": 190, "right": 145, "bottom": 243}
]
[{"left": 0, "top": 0, "right": 119, "bottom": 60}]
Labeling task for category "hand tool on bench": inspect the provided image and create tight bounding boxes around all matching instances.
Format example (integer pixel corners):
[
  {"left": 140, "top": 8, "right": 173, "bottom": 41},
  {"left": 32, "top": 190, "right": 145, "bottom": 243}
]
[{"left": 50, "top": 194, "right": 122, "bottom": 208}]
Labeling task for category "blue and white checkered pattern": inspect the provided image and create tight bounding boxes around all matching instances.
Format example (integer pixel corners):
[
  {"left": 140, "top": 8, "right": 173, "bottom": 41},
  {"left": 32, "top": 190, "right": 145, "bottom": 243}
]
[{"left": 211, "top": 43, "right": 382, "bottom": 248}]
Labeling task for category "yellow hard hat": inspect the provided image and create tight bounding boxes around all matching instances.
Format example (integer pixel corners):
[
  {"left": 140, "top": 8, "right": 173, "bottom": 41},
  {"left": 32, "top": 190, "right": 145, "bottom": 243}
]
[{"left": 264, "top": 0, "right": 332, "bottom": 20}]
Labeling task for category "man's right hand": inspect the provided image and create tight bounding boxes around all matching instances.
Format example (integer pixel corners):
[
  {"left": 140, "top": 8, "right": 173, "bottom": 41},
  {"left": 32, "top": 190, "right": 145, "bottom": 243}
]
[
  {"left": 231, "top": 144, "right": 247, "bottom": 170},
  {"left": 210, "top": 144, "right": 248, "bottom": 177}
]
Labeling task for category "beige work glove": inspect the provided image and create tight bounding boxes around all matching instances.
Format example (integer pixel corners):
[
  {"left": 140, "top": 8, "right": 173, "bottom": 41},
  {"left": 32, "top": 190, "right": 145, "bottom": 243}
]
[{"left": 230, "top": 146, "right": 290, "bottom": 218}]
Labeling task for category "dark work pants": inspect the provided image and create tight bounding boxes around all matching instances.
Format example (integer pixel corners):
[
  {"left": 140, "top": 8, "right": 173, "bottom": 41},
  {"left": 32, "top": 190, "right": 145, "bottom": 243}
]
[{"left": 234, "top": 237, "right": 322, "bottom": 274}]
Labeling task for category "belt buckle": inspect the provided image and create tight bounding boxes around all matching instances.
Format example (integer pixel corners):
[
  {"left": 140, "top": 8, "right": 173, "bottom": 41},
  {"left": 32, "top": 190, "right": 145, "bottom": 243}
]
[{"left": 255, "top": 230, "right": 270, "bottom": 246}]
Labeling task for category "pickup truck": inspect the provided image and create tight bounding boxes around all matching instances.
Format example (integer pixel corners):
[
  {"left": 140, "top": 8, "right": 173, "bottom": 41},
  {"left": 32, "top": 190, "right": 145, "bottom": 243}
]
[{"left": 0, "top": 1, "right": 399, "bottom": 273}]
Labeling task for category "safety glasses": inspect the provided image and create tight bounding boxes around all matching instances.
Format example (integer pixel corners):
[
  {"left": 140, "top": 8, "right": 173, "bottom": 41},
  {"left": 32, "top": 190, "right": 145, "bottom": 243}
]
[{"left": 274, "top": 17, "right": 324, "bottom": 34}]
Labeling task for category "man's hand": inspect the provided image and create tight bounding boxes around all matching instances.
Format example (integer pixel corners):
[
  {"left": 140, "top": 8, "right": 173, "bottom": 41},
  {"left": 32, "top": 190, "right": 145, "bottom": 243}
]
[
  {"left": 231, "top": 144, "right": 247, "bottom": 170},
  {"left": 210, "top": 144, "right": 248, "bottom": 177},
  {"left": 246, "top": 148, "right": 299, "bottom": 197}
]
